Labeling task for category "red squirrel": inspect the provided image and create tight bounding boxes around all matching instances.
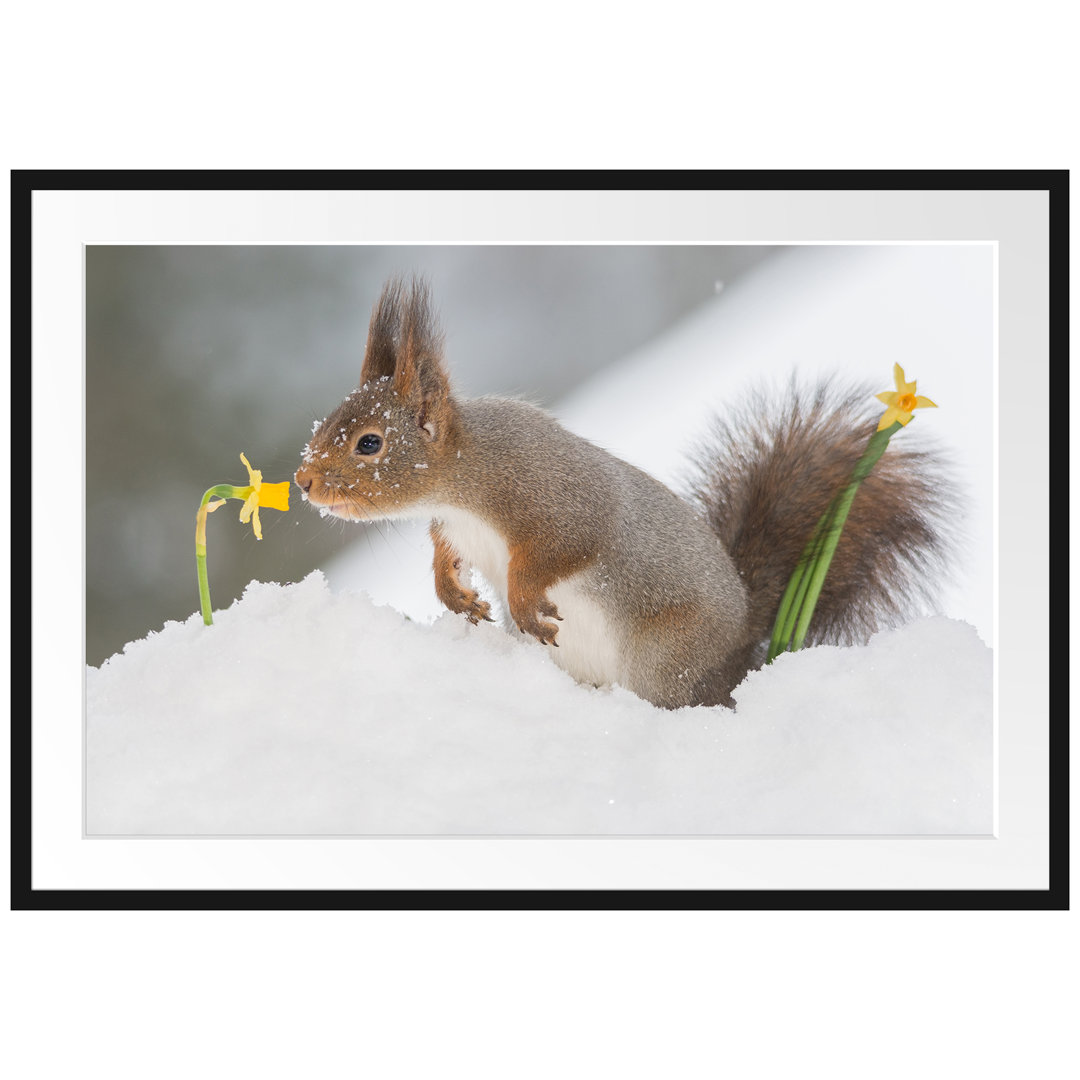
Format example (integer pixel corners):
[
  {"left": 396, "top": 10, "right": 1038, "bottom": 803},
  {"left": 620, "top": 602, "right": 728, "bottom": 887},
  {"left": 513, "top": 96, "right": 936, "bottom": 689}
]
[{"left": 295, "top": 278, "right": 954, "bottom": 708}]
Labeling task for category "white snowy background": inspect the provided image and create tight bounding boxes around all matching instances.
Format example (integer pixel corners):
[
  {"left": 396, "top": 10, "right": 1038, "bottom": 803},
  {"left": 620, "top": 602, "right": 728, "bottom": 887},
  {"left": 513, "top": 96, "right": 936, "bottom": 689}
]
[{"left": 86, "top": 245, "right": 995, "bottom": 835}]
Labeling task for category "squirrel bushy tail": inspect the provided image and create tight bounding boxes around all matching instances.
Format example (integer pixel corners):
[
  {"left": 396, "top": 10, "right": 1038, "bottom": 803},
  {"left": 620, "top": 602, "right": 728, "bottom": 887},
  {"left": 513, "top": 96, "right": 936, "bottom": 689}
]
[{"left": 686, "top": 380, "right": 959, "bottom": 667}]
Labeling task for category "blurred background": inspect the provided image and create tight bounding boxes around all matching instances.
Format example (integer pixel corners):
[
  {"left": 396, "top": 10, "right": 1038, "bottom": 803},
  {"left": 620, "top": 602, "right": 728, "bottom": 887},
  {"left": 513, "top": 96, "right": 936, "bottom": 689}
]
[{"left": 85, "top": 245, "right": 778, "bottom": 666}]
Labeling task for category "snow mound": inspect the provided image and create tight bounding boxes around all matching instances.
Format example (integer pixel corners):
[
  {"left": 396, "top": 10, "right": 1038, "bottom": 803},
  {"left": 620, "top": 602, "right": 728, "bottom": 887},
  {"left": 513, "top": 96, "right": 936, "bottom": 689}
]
[{"left": 86, "top": 572, "right": 992, "bottom": 835}]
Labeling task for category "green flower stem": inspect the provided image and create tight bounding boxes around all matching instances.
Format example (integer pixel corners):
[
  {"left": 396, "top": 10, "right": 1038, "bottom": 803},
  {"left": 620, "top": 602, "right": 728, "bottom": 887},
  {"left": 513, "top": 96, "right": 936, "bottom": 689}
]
[
  {"left": 767, "top": 493, "right": 838, "bottom": 659},
  {"left": 195, "top": 484, "right": 239, "bottom": 626},
  {"left": 766, "top": 420, "right": 904, "bottom": 661}
]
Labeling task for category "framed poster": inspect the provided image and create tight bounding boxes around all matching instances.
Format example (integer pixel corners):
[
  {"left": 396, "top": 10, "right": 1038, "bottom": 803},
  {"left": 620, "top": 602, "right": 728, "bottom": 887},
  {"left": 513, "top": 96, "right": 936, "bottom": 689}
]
[{"left": 11, "top": 170, "right": 1065, "bottom": 909}]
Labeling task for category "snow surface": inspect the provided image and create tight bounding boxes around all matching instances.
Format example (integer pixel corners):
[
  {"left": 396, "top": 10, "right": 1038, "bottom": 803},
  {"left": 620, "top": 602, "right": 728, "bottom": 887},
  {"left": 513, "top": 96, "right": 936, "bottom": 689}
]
[{"left": 86, "top": 572, "right": 992, "bottom": 835}]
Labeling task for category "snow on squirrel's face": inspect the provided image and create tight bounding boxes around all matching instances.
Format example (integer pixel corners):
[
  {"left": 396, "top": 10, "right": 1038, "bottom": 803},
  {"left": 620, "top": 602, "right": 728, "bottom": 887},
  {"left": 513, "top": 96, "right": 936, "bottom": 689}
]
[{"left": 293, "top": 375, "right": 442, "bottom": 523}]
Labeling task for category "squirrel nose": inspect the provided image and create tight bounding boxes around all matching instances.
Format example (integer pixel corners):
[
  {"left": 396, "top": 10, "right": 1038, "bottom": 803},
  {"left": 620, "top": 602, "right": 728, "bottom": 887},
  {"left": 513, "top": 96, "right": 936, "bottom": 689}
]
[{"left": 294, "top": 468, "right": 313, "bottom": 494}]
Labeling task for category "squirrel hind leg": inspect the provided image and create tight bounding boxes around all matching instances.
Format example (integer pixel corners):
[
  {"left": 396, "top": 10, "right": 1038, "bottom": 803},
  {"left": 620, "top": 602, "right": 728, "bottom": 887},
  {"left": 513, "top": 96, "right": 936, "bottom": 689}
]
[
  {"left": 688, "top": 641, "right": 760, "bottom": 709},
  {"left": 620, "top": 602, "right": 748, "bottom": 710}
]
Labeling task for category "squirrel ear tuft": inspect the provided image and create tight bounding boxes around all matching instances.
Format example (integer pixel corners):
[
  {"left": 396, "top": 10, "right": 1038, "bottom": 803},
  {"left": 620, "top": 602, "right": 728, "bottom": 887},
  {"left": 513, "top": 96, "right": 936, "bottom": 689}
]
[
  {"left": 394, "top": 277, "right": 451, "bottom": 414},
  {"left": 360, "top": 277, "right": 405, "bottom": 384},
  {"left": 361, "top": 277, "right": 452, "bottom": 439},
  {"left": 360, "top": 277, "right": 450, "bottom": 401}
]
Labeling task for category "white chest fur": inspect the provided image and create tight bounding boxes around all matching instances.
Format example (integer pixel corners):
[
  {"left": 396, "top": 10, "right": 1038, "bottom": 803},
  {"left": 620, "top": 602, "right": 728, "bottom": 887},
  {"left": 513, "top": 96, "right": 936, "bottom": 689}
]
[
  {"left": 433, "top": 506, "right": 511, "bottom": 596},
  {"left": 432, "top": 506, "right": 623, "bottom": 689}
]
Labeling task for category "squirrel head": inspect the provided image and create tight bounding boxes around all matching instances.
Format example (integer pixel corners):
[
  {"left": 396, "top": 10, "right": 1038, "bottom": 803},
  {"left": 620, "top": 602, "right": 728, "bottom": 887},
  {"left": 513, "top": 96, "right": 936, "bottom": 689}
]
[{"left": 295, "top": 278, "right": 457, "bottom": 522}]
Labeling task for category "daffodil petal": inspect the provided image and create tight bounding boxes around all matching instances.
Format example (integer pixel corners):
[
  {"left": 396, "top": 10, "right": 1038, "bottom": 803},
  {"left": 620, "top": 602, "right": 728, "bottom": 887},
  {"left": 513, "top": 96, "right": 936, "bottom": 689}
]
[
  {"left": 240, "top": 452, "right": 262, "bottom": 489},
  {"left": 251, "top": 506, "right": 263, "bottom": 540},
  {"left": 257, "top": 481, "right": 291, "bottom": 512},
  {"left": 877, "top": 406, "right": 904, "bottom": 431},
  {"left": 895, "top": 410, "right": 915, "bottom": 425},
  {"left": 875, "top": 391, "right": 899, "bottom": 406},
  {"left": 239, "top": 491, "right": 258, "bottom": 525},
  {"left": 914, "top": 396, "right": 937, "bottom": 409},
  {"left": 893, "top": 363, "right": 917, "bottom": 396}
]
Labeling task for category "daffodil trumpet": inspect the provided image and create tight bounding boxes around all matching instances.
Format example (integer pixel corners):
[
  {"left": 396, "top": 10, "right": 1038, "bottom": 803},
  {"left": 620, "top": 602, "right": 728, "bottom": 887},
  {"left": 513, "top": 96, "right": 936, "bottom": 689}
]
[
  {"left": 766, "top": 364, "right": 938, "bottom": 663},
  {"left": 195, "top": 453, "right": 291, "bottom": 626}
]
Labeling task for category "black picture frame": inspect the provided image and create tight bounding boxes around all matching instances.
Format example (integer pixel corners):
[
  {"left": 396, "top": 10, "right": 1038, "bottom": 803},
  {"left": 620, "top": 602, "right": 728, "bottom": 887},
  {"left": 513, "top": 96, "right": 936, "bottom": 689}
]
[{"left": 10, "top": 169, "right": 1067, "bottom": 911}]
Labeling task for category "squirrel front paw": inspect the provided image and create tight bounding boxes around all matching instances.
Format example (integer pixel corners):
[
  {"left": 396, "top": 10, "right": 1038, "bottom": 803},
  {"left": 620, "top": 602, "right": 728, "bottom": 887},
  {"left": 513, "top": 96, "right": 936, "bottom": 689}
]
[
  {"left": 446, "top": 587, "right": 493, "bottom": 625},
  {"left": 513, "top": 597, "right": 563, "bottom": 647},
  {"left": 431, "top": 561, "right": 493, "bottom": 624},
  {"left": 461, "top": 591, "right": 493, "bottom": 625}
]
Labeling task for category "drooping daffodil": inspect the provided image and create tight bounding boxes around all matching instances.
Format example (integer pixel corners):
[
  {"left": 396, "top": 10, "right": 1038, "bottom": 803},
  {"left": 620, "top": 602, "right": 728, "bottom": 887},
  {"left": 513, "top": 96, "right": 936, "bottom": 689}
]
[
  {"left": 234, "top": 452, "right": 291, "bottom": 540},
  {"left": 875, "top": 363, "right": 937, "bottom": 431},
  {"left": 195, "top": 453, "right": 292, "bottom": 625}
]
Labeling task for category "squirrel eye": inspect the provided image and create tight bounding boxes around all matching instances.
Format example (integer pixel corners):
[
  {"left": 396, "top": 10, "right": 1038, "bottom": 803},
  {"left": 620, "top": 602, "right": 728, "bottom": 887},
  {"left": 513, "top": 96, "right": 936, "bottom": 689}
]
[{"left": 356, "top": 433, "right": 383, "bottom": 456}]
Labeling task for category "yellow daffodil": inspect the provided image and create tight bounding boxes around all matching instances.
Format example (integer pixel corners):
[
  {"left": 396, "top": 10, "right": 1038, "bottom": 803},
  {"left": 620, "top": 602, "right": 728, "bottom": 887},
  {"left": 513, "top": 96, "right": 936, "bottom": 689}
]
[
  {"left": 875, "top": 363, "right": 937, "bottom": 431},
  {"left": 768, "top": 364, "right": 941, "bottom": 661},
  {"left": 234, "top": 452, "right": 291, "bottom": 540},
  {"left": 195, "top": 453, "right": 292, "bottom": 625}
]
